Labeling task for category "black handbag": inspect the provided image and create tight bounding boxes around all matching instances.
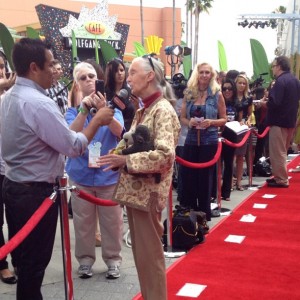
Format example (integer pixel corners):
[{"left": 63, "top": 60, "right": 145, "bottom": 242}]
[
  {"left": 163, "top": 206, "right": 208, "bottom": 251},
  {"left": 254, "top": 157, "right": 272, "bottom": 177}
]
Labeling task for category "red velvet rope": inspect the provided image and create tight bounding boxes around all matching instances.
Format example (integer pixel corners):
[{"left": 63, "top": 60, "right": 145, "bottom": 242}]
[
  {"left": 74, "top": 189, "right": 118, "bottom": 206},
  {"left": 176, "top": 140, "right": 222, "bottom": 168},
  {"left": 222, "top": 129, "right": 251, "bottom": 148},
  {"left": 175, "top": 126, "right": 267, "bottom": 169},
  {"left": 0, "top": 197, "right": 54, "bottom": 260},
  {"left": 252, "top": 126, "right": 270, "bottom": 138}
]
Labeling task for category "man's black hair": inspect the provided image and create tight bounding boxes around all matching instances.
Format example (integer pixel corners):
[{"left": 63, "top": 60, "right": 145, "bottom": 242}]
[
  {"left": 275, "top": 56, "right": 291, "bottom": 72},
  {"left": 225, "top": 69, "right": 240, "bottom": 81},
  {"left": 12, "top": 38, "right": 51, "bottom": 76}
]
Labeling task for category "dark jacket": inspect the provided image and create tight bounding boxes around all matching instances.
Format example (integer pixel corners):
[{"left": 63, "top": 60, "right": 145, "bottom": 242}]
[{"left": 266, "top": 72, "right": 300, "bottom": 128}]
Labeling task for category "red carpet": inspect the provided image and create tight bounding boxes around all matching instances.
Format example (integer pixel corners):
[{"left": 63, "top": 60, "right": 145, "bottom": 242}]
[
  {"left": 165, "top": 155, "right": 300, "bottom": 299},
  {"left": 134, "top": 155, "right": 300, "bottom": 299}
]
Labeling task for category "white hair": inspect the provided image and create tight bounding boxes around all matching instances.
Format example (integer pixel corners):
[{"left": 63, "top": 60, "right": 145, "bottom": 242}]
[
  {"left": 132, "top": 56, "right": 175, "bottom": 104},
  {"left": 73, "top": 62, "right": 97, "bottom": 83}
]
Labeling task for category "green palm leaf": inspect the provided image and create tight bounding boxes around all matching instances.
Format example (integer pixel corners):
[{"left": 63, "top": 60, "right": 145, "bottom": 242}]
[
  {"left": 133, "top": 41, "right": 147, "bottom": 57},
  {"left": 0, "top": 22, "right": 15, "bottom": 71},
  {"left": 98, "top": 40, "right": 118, "bottom": 65},
  {"left": 26, "top": 27, "right": 40, "bottom": 39}
]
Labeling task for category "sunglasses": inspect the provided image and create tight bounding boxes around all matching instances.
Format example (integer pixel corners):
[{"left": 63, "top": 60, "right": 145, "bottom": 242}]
[
  {"left": 222, "top": 87, "right": 233, "bottom": 92},
  {"left": 142, "top": 55, "right": 155, "bottom": 71},
  {"left": 107, "top": 57, "right": 123, "bottom": 65},
  {"left": 79, "top": 73, "right": 96, "bottom": 81}
]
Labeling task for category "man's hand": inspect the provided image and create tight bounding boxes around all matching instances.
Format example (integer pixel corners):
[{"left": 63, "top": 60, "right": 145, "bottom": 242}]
[{"left": 94, "top": 106, "right": 114, "bottom": 126}]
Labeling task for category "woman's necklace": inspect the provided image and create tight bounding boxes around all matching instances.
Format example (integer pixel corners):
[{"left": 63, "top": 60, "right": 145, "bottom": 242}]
[{"left": 198, "top": 88, "right": 207, "bottom": 103}]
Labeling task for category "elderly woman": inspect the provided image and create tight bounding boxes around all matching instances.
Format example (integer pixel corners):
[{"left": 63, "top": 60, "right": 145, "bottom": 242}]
[
  {"left": 65, "top": 62, "right": 124, "bottom": 280},
  {"left": 180, "top": 62, "right": 226, "bottom": 220},
  {"left": 98, "top": 56, "right": 180, "bottom": 300}
]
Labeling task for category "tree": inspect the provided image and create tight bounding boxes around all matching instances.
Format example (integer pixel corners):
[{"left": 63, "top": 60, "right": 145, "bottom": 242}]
[
  {"left": 185, "top": 0, "right": 189, "bottom": 46},
  {"left": 187, "top": 0, "right": 213, "bottom": 65},
  {"left": 140, "top": 0, "right": 144, "bottom": 46}
]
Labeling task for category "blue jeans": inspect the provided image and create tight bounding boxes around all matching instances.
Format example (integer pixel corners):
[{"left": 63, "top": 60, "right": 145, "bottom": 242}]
[{"left": 2, "top": 177, "right": 58, "bottom": 300}]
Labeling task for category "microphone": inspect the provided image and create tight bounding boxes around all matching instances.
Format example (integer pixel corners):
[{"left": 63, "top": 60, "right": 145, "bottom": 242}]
[
  {"left": 54, "top": 80, "right": 74, "bottom": 97},
  {"left": 109, "top": 89, "right": 129, "bottom": 111}
]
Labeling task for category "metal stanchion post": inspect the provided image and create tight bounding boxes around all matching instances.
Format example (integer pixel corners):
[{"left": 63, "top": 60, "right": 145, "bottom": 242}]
[
  {"left": 217, "top": 155, "right": 222, "bottom": 210},
  {"left": 247, "top": 130, "right": 259, "bottom": 190},
  {"left": 57, "top": 176, "right": 74, "bottom": 300},
  {"left": 248, "top": 130, "right": 253, "bottom": 187},
  {"left": 164, "top": 185, "right": 185, "bottom": 258}
]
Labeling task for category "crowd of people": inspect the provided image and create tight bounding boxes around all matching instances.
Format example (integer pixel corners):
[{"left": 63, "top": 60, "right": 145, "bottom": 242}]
[{"left": 0, "top": 36, "right": 300, "bottom": 300}]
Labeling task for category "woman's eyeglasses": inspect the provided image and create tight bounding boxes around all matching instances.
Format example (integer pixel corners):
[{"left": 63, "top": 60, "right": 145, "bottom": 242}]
[
  {"left": 222, "top": 87, "right": 233, "bottom": 92},
  {"left": 142, "top": 55, "right": 155, "bottom": 71},
  {"left": 79, "top": 73, "right": 96, "bottom": 81}
]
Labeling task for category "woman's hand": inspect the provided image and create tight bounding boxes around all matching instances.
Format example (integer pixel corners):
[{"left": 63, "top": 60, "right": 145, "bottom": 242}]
[
  {"left": 0, "top": 70, "right": 16, "bottom": 92},
  {"left": 189, "top": 117, "right": 201, "bottom": 128},
  {"left": 82, "top": 91, "right": 106, "bottom": 110},
  {"left": 97, "top": 154, "right": 126, "bottom": 171},
  {"left": 200, "top": 119, "right": 212, "bottom": 129}
]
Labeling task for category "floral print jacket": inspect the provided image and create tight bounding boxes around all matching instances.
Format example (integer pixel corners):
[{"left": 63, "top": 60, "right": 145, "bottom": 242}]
[{"left": 112, "top": 95, "right": 181, "bottom": 212}]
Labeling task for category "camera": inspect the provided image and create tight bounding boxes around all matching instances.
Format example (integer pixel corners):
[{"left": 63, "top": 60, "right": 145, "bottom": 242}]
[
  {"left": 171, "top": 73, "right": 187, "bottom": 99},
  {"left": 250, "top": 72, "right": 268, "bottom": 99}
]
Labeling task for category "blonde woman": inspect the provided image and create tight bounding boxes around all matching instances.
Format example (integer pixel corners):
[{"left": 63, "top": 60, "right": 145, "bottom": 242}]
[
  {"left": 234, "top": 74, "right": 254, "bottom": 190},
  {"left": 180, "top": 62, "right": 226, "bottom": 220}
]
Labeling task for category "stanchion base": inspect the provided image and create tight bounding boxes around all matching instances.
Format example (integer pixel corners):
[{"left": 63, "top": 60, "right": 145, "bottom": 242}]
[
  {"left": 164, "top": 246, "right": 186, "bottom": 258},
  {"left": 219, "top": 207, "right": 231, "bottom": 216},
  {"left": 164, "top": 250, "right": 186, "bottom": 258},
  {"left": 247, "top": 184, "right": 261, "bottom": 191}
]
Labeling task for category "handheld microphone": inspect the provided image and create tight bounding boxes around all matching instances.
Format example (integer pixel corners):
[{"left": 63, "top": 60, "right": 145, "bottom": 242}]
[{"left": 109, "top": 89, "right": 129, "bottom": 111}]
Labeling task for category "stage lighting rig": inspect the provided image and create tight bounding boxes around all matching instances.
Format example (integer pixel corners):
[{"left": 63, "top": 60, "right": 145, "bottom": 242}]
[
  {"left": 164, "top": 45, "right": 191, "bottom": 56},
  {"left": 239, "top": 19, "right": 277, "bottom": 29},
  {"left": 253, "top": 21, "right": 259, "bottom": 29},
  {"left": 269, "top": 19, "right": 278, "bottom": 29},
  {"left": 164, "top": 45, "right": 192, "bottom": 78},
  {"left": 238, "top": 19, "right": 249, "bottom": 28}
]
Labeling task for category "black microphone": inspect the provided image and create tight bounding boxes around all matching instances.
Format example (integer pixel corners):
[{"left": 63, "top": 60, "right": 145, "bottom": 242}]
[
  {"left": 54, "top": 80, "right": 73, "bottom": 97},
  {"left": 259, "top": 72, "right": 269, "bottom": 76},
  {"left": 109, "top": 89, "right": 129, "bottom": 110}
]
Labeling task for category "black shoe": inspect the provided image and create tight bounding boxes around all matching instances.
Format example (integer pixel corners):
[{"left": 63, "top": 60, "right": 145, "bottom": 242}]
[
  {"left": 1, "top": 275, "right": 17, "bottom": 285},
  {"left": 266, "top": 178, "right": 275, "bottom": 183},
  {"left": 267, "top": 181, "right": 289, "bottom": 188}
]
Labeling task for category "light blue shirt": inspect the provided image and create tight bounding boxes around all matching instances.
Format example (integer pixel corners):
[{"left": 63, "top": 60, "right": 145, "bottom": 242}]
[
  {"left": 65, "top": 107, "right": 124, "bottom": 187},
  {"left": 0, "top": 77, "right": 88, "bottom": 183}
]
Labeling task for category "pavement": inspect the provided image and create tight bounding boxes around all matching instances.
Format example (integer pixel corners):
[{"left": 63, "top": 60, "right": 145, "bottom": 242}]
[{"left": 0, "top": 174, "right": 269, "bottom": 300}]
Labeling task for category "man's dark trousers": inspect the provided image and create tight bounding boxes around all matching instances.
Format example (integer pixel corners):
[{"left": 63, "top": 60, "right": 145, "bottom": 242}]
[{"left": 2, "top": 178, "right": 58, "bottom": 300}]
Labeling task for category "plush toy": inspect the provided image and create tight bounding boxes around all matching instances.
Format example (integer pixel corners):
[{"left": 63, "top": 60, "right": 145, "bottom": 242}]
[
  {"left": 122, "top": 124, "right": 154, "bottom": 155},
  {"left": 113, "top": 125, "right": 161, "bottom": 183}
]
